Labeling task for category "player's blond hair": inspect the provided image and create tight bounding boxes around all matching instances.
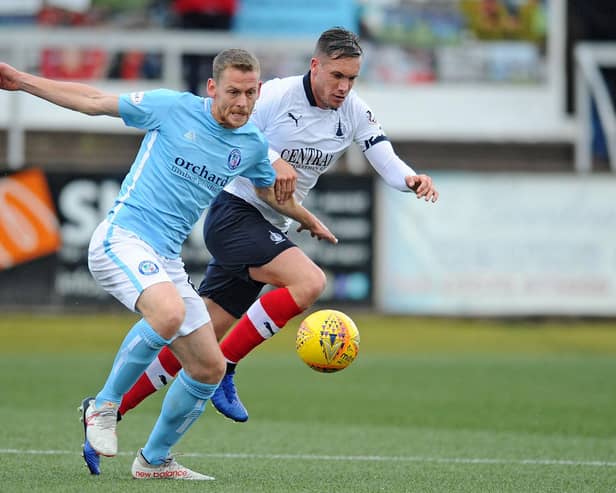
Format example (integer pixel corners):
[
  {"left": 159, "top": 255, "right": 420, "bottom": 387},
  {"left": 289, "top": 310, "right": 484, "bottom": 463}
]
[{"left": 212, "top": 49, "right": 261, "bottom": 82}]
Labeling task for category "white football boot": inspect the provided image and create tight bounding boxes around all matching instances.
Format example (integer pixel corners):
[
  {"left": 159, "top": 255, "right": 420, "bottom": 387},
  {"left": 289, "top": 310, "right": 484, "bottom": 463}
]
[
  {"left": 131, "top": 449, "right": 215, "bottom": 480},
  {"left": 83, "top": 399, "right": 118, "bottom": 457}
]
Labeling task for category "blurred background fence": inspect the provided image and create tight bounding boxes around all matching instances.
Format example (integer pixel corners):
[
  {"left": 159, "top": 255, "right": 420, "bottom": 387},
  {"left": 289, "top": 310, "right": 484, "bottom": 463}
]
[{"left": 1, "top": 0, "right": 615, "bottom": 316}]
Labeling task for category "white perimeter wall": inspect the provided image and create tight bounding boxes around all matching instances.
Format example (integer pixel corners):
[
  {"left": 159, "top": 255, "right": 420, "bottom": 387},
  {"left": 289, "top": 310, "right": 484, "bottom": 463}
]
[{"left": 376, "top": 173, "right": 616, "bottom": 316}]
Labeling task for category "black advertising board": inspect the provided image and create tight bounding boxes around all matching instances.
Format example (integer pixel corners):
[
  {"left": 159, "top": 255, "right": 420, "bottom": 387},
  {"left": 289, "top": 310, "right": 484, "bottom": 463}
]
[
  {"left": 287, "top": 174, "right": 374, "bottom": 306},
  {"left": 46, "top": 171, "right": 211, "bottom": 306},
  {"left": 0, "top": 171, "right": 373, "bottom": 308}
]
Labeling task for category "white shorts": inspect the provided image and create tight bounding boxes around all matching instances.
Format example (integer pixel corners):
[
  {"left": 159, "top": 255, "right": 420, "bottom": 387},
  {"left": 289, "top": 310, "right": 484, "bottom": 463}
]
[{"left": 88, "top": 219, "right": 209, "bottom": 337}]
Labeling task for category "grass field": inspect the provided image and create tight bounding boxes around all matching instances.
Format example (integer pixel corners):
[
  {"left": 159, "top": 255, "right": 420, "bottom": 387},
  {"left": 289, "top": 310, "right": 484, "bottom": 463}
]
[{"left": 2, "top": 312, "right": 616, "bottom": 492}]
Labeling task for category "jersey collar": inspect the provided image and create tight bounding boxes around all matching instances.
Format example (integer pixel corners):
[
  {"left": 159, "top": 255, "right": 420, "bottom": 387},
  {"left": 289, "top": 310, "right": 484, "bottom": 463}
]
[{"left": 303, "top": 72, "right": 318, "bottom": 107}]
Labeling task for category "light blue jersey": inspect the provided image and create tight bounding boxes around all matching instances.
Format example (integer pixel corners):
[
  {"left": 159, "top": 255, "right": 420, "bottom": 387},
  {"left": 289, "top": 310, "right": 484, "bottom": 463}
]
[{"left": 108, "top": 89, "right": 275, "bottom": 258}]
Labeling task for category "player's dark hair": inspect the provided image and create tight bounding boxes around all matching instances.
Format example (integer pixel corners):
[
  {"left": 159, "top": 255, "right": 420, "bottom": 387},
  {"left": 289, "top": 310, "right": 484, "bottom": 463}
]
[
  {"left": 314, "top": 27, "right": 362, "bottom": 60},
  {"left": 212, "top": 48, "right": 260, "bottom": 82}
]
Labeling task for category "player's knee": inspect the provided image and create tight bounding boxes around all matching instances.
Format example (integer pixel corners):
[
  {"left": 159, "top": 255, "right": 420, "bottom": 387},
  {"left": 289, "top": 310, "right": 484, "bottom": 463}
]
[
  {"left": 295, "top": 267, "right": 327, "bottom": 309},
  {"left": 153, "top": 304, "right": 186, "bottom": 339},
  {"left": 311, "top": 268, "right": 327, "bottom": 298}
]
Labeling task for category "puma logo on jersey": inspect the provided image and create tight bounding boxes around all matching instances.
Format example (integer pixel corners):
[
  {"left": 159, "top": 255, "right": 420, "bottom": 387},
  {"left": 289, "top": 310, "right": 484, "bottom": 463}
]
[{"left": 287, "top": 112, "right": 302, "bottom": 126}]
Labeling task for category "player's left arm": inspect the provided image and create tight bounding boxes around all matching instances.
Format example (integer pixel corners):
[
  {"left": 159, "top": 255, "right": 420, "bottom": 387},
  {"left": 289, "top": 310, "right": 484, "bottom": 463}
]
[
  {"left": 0, "top": 62, "right": 119, "bottom": 116},
  {"left": 352, "top": 94, "right": 437, "bottom": 202},
  {"left": 254, "top": 186, "right": 338, "bottom": 244},
  {"left": 365, "top": 140, "right": 439, "bottom": 203}
]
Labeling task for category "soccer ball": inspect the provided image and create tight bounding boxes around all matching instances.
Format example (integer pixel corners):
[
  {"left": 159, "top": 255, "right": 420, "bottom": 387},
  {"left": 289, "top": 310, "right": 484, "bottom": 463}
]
[{"left": 296, "top": 309, "right": 360, "bottom": 373}]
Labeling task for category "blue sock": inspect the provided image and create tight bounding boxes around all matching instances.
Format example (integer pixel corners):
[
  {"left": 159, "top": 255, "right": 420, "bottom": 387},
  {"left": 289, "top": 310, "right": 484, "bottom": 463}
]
[
  {"left": 141, "top": 370, "right": 219, "bottom": 464},
  {"left": 96, "top": 319, "right": 169, "bottom": 407}
]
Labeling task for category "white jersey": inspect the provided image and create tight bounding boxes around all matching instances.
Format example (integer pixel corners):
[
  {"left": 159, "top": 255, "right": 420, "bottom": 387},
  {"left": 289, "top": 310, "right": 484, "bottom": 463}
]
[{"left": 224, "top": 73, "right": 393, "bottom": 232}]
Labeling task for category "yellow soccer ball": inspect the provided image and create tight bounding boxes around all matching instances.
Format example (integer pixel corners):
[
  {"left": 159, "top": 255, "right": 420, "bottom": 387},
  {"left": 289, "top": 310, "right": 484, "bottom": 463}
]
[{"left": 296, "top": 309, "right": 360, "bottom": 373}]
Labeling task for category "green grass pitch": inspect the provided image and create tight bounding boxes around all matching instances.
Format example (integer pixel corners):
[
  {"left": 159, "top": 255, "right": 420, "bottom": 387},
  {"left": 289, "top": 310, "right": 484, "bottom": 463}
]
[{"left": 2, "top": 312, "right": 616, "bottom": 492}]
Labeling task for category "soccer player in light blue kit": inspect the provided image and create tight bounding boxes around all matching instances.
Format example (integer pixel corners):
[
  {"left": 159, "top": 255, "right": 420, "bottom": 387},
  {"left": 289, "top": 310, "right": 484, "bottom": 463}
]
[{"left": 0, "top": 50, "right": 336, "bottom": 480}]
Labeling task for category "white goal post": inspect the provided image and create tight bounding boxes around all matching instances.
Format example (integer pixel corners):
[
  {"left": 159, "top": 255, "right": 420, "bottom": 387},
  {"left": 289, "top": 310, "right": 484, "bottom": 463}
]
[{"left": 574, "top": 42, "right": 616, "bottom": 173}]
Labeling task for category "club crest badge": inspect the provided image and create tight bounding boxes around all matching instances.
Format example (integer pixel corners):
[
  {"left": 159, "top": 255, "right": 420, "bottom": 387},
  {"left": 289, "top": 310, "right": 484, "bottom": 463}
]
[
  {"left": 269, "top": 230, "right": 285, "bottom": 244},
  {"left": 138, "top": 260, "right": 159, "bottom": 275},
  {"left": 228, "top": 149, "right": 241, "bottom": 170},
  {"left": 335, "top": 118, "right": 346, "bottom": 139}
]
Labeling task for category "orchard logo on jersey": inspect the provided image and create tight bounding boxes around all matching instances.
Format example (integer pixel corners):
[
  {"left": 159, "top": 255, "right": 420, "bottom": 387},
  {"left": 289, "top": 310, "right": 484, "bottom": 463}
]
[
  {"left": 138, "top": 260, "right": 159, "bottom": 275},
  {"left": 227, "top": 148, "right": 241, "bottom": 170},
  {"left": 0, "top": 168, "right": 61, "bottom": 270},
  {"left": 172, "top": 156, "right": 230, "bottom": 191}
]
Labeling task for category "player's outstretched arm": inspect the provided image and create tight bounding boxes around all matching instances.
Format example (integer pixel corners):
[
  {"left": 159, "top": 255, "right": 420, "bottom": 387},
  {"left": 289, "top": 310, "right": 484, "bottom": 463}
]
[
  {"left": 0, "top": 62, "right": 119, "bottom": 117},
  {"left": 255, "top": 186, "right": 338, "bottom": 244},
  {"left": 405, "top": 174, "right": 439, "bottom": 203},
  {"left": 364, "top": 139, "right": 438, "bottom": 203}
]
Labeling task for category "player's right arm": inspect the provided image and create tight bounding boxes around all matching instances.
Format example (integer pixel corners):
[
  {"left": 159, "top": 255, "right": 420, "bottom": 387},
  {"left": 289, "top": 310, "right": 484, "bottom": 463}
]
[
  {"left": 254, "top": 186, "right": 337, "bottom": 244},
  {"left": 250, "top": 78, "right": 298, "bottom": 203},
  {"left": 272, "top": 158, "right": 297, "bottom": 204},
  {"left": 0, "top": 62, "right": 119, "bottom": 117}
]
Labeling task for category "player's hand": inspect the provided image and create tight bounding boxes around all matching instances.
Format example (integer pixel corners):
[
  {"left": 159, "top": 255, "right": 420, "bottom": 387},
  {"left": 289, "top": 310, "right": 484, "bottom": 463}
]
[
  {"left": 297, "top": 218, "right": 338, "bottom": 245},
  {"left": 406, "top": 174, "right": 439, "bottom": 203},
  {"left": 273, "top": 159, "right": 297, "bottom": 204},
  {"left": 0, "top": 63, "right": 21, "bottom": 91}
]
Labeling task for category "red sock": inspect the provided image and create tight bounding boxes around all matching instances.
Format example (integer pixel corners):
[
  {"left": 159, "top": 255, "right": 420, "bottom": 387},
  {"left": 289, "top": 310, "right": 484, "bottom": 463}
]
[
  {"left": 220, "top": 287, "right": 302, "bottom": 364},
  {"left": 118, "top": 346, "right": 181, "bottom": 416}
]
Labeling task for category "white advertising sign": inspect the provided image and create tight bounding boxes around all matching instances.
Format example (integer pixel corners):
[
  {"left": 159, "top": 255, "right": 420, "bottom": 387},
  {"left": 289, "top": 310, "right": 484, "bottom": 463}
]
[{"left": 376, "top": 173, "right": 616, "bottom": 316}]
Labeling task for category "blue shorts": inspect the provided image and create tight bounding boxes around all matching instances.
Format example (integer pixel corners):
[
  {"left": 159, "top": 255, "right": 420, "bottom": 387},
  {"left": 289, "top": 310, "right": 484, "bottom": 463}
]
[{"left": 197, "top": 191, "right": 296, "bottom": 318}]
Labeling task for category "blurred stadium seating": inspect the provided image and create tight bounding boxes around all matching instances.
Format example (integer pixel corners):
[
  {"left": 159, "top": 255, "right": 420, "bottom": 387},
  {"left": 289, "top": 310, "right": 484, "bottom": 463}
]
[{"left": 0, "top": 0, "right": 575, "bottom": 172}]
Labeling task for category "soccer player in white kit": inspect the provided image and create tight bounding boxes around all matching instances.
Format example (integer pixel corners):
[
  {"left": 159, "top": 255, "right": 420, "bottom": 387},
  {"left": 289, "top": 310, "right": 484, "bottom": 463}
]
[
  {"left": 117, "top": 28, "right": 438, "bottom": 424},
  {"left": 0, "top": 49, "right": 336, "bottom": 480}
]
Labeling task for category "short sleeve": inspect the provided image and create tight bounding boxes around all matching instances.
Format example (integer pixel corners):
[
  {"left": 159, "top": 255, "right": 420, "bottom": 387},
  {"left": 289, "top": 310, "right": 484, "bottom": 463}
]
[
  {"left": 241, "top": 139, "right": 276, "bottom": 188},
  {"left": 119, "top": 89, "right": 180, "bottom": 131}
]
